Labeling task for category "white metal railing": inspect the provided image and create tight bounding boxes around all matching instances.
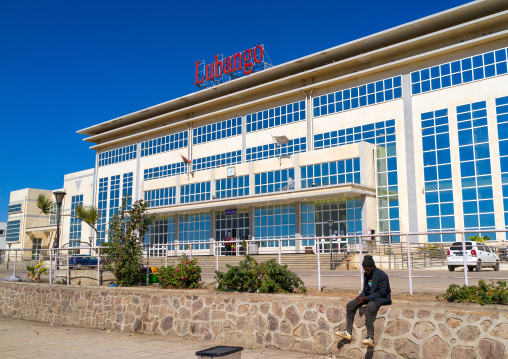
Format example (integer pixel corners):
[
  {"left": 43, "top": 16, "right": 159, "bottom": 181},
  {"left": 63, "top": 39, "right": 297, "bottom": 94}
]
[{"left": 1, "top": 228, "right": 507, "bottom": 295}]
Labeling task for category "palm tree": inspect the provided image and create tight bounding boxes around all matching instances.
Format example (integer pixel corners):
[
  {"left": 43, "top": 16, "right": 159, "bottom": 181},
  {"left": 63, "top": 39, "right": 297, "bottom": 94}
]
[{"left": 36, "top": 194, "right": 101, "bottom": 247}]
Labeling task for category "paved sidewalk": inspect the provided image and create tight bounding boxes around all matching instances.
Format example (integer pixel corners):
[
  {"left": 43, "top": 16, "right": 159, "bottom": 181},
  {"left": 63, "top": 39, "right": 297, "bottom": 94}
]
[{"left": 0, "top": 317, "right": 329, "bottom": 359}]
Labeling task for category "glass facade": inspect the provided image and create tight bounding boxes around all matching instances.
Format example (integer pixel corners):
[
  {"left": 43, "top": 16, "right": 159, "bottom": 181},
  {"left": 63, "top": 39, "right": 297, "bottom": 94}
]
[
  {"left": 140, "top": 130, "right": 187, "bottom": 157},
  {"left": 301, "top": 198, "right": 362, "bottom": 246},
  {"left": 180, "top": 181, "right": 211, "bottom": 204},
  {"left": 215, "top": 175, "right": 249, "bottom": 199},
  {"left": 179, "top": 212, "right": 210, "bottom": 250},
  {"left": 145, "top": 216, "right": 176, "bottom": 256},
  {"left": 421, "top": 109, "right": 456, "bottom": 242},
  {"left": 108, "top": 175, "right": 121, "bottom": 220},
  {"left": 97, "top": 177, "right": 108, "bottom": 244},
  {"left": 246, "top": 137, "right": 306, "bottom": 162},
  {"left": 457, "top": 101, "right": 495, "bottom": 235},
  {"left": 301, "top": 158, "right": 360, "bottom": 189},
  {"left": 144, "top": 187, "right": 176, "bottom": 207},
  {"left": 193, "top": 117, "right": 241, "bottom": 144},
  {"left": 497, "top": 95, "right": 508, "bottom": 228},
  {"left": 215, "top": 209, "right": 250, "bottom": 244},
  {"left": 412, "top": 47, "right": 508, "bottom": 95},
  {"left": 144, "top": 162, "right": 186, "bottom": 181},
  {"left": 69, "top": 194, "right": 83, "bottom": 247},
  {"left": 6, "top": 220, "right": 21, "bottom": 242},
  {"left": 193, "top": 150, "right": 241, "bottom": 172},
  {"left": 314, "top": 120, "right": 399, "bottom": 236},
  {"left": 246, "top": 100, "right": 306, "bottom": 133},
  {"left": 122, "top": 172, "right": 133, "bottom": 208},
  {"left": 255, "top": 168, "right": 295, "bottom": 194},
  {"left": 313, "top": 76, "right": 402, "bottom": 117},
  {"left": 254, "top": 204, "right": 295, "bottom": 247},
  {"left": 98, "top": 144, "right": 136, "bottom": 167}
]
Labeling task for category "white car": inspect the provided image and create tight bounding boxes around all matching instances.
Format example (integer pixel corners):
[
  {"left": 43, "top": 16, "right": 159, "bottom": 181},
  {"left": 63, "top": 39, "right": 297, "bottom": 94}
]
[{"left": 446, "top": 241, "right": 500, "bottom": 272}]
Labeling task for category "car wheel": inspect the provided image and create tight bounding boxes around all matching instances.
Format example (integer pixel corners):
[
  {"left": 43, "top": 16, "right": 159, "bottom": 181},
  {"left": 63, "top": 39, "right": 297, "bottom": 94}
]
[
  {"left": 494, "top": 262, "right": 500, "bottom": 271},
  {"left": 76, "top": 263, "right": 82, "bottom": 270},
  {"left": 448, "top": 265, "right": 455, "bottom": 271},
  {"left": 467, "top": 266, "right": 475, "bottom": 272},
  {"left": 475, "top": 262, "right": 482, "bottom": 272}
]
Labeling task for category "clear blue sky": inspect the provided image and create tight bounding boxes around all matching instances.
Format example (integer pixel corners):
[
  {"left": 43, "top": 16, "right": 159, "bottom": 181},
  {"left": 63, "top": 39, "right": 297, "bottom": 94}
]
[{"left": 0, "top": 0, "right": 471, "bottom": 221}]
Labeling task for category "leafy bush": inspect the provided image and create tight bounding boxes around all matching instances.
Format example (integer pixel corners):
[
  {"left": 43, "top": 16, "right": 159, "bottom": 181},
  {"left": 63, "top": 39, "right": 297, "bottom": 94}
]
[
  {"left": 26, "top": 262, "right": 47, "bottom": 282},
  {"left": 215, "top": 255, "right": 306, "bottom": 294},
  {"left": 440, "top": 280, "right": 508, "bottom": 305},
  {"left": 157, "top": 255, "right": 202, "bottom": 289},
  {"left": 468, "top": 234, "right": 491, "bottom": 243}
]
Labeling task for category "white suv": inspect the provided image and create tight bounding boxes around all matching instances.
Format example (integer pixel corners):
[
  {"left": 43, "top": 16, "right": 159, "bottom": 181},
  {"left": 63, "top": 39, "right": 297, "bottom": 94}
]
[{"left": 447, "top": 241, "right": 500, "bottom": 272}]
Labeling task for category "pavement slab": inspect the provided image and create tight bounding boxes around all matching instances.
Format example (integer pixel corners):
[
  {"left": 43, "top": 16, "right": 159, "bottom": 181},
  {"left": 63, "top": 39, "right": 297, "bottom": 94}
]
[{"left": 0, "top": 317, "right": 330, "bottom": 359}]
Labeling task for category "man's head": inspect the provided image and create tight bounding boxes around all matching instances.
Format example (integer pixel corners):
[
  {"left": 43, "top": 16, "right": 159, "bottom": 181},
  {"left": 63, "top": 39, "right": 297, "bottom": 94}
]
[{"left": 362, "top": 255, "right": 376, "bottom": 275}]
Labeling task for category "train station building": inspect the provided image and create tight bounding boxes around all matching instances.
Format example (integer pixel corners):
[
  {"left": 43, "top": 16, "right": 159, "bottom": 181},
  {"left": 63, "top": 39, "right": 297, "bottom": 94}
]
[{"left": 6, "top": 1, "right": 508, "bottom": 255}]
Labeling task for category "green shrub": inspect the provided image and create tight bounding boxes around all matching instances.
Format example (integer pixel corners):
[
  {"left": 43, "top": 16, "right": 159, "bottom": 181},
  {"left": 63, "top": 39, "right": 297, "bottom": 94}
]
[
  {"left": 215, "top": 255, "right": 306, "bottom": 294},
  {"left": 439, "top": 280, "right": 508, "bottom": 305},
  {"left": 26, "top": 262, "right": 47, "bottom": 282},
  {"left": 468, "top": 234, "right": 491, "bottom": 243},
  {"left": 157, "top": 255, "right": 202, "bottom": 289}
]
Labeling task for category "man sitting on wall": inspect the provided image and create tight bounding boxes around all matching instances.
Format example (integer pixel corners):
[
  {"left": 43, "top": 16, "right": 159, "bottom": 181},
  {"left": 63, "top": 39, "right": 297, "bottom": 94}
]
[{"left": 335, "top": 255, "right": 391, "bottom": 347}]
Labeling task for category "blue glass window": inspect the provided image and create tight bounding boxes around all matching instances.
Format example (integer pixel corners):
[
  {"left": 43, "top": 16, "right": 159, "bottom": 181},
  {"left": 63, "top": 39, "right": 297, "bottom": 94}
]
[
  {"left": 254, "top": 204, "right": 296, "bottom": 247},
  {"left": 141, "top": 130, "right": 187, "bottom": 157},
  {"left": 180, "top": 181, "right": 211, "bottom": 204},
  {"left": 97, "top": 177, "right": 108, "bottom": 244},
  {"left": 313, "top": 76, "right": 402, "bottom": 117},
  {"left": 7, "top": 203, "right": 22, "bottom": 214},
  {"left": 193, "top": 117, "right": 241, "bottom": 145},
  {"left": 179, "top": 212, "right": 210, "bottom": 250},
  {"left": 301, "top": 158, "right": 360, "bottom": 188},
  {"left": 6, "top": 220, "right": 21, "bottom": 242},
  {"left": 194, "top": 150, "right": 241, "bottom": 172},
  {"left": 144, "top": 162, "right": 187, "bottom": 181},
  {"left": 247, "top": 137, "right": 306, "bottom": 162},
  {"left": 144, "top": 216, "right": 176, "bottom": 255},
  {"left": 496, "top": 96, "right": 508, "bottom": 228},
  {"left": 215, "top": 175, "right": 249, "bottom": 199},
  {"left": 247, "top": 101, "right": 306, "bottom": 132},
  {"left": 411, "top": 47, "right": 508, "bottom": 95},
  {"left": 255, "top": 169, "right": 295, "bottom": 194},
  {"left": 144, "top": 187, "right": 176, "bottom": 207},
  {"left": 457, "top": 101, "right": 495, "bottom": 235},
  {"left": 69, "top": 194, "right": 83, "bottom": 247},
  {"left": 99, "top": 144, "right": 137, "bottom": 167}
]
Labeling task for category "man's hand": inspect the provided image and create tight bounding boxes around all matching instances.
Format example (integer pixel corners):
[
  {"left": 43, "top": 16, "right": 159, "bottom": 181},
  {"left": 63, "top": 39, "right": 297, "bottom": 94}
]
[{"left": 357, "top": 295, "right": 368, "bottom": 304}]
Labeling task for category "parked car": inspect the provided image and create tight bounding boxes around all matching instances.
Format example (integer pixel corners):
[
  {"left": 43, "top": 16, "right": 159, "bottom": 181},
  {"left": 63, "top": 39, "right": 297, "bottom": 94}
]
[
  {"left": 446, "top": 241, "right": 500, "bottom": 271},
  {"left": 69, "top": 255, "right": 98, "bottom": 269}
]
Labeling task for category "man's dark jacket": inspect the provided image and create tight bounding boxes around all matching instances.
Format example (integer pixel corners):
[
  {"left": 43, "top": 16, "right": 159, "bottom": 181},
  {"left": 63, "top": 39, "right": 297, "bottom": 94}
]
[{"left": 360, "top": 267, "right": 392, "bottom": 306}]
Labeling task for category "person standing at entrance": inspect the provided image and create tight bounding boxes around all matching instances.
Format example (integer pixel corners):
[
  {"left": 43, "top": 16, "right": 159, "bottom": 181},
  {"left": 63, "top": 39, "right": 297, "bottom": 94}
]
[
  {"left": 225, "top": 233, "right": 232, "bottom": 256},
  {"left": 335, "top": 255, "right": 391, "bottom": 347}
]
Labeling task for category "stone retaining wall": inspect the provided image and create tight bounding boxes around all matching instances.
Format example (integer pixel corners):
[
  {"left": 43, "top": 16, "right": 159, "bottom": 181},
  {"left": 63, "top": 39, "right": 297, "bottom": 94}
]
[{"left": 0, "top": 282, "right": 507, "bottom": 358}]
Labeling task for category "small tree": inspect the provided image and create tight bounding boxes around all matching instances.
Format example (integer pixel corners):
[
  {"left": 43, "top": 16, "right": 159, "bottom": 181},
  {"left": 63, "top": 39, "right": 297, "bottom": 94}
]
[{"left": 108, "top": 196, "right": 154, "bottom": 286}]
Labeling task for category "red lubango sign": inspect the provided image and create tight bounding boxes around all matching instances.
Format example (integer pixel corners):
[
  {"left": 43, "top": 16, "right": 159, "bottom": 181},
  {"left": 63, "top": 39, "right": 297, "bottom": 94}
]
[{"left": 195, "top": 45, "right": 264, "bottom": 86}]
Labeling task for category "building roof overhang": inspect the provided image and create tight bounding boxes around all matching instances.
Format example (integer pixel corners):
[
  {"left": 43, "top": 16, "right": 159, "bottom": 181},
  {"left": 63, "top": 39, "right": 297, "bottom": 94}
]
[{"left": 147, "top": 183, "right": 376, "bottom": 216}]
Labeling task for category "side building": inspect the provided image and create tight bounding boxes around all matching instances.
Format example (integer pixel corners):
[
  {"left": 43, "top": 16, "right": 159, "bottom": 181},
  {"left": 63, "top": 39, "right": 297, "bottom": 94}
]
[{"left": 5, "top": 169, "right": 94, "bottom": 256}]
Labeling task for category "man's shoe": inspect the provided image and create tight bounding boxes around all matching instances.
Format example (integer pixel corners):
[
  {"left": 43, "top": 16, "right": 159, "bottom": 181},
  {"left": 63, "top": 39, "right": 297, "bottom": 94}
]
[
  {"left": 335, "top": 330, "right": 352, "bottom": 340},
  {"left": 362, "top": 337, "right": 374, "bottom": 347}
]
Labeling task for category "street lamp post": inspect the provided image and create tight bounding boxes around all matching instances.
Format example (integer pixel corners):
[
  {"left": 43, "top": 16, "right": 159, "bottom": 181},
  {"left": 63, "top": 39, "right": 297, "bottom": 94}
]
[
  {"left": 328, "top": 220, "right": 334, "bottom": 270},
  {"left": 6, "top": 243, "right": 12, "bottom": 270},
  {"left": 53, "top": 190, "right": 66, "bottom": 270}
]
